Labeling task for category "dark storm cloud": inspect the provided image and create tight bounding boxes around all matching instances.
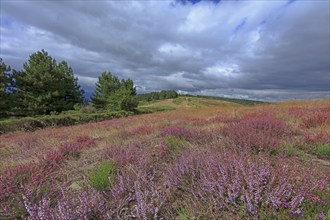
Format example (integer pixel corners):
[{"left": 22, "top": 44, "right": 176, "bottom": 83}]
[{"left": 1, "top": 0, "right": 329, "bottom": 100}]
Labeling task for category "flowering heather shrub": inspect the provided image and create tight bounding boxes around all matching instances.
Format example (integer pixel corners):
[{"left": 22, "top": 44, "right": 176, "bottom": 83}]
[
  {"left": 197, "top": 151, "right": 316, "bottom": 218},
  {"left": 155, "top": 140, "right": 171, "bottom": 158},
  {"left": 130, "top": 125, "right": 155, "bottom": 136},
  {"left": 288, "top": 106, "right": 330, "bottom": 118},
  {"left": 302, "top": 131, "right": 330, "bottom": 146},
  {"left": 210, "top": 115, "right": 238, "bottom": 123},
  {"left": 38, "top": 149, "right": 66, "bottom": 169},
  {"left": 0, "top": 150, "right": 67, "bottom": 218},
  {"left": 59, "top": 135, "right": 95, "bottom": 158},
  {"left": 287, "top": 105, "right": 330, "bottom": 128},
  {"left": 301, "top": 112, "right": 329, "bottom": 128},
  {"left": 48, "top": 130, "right": 72, "bottom": 139},
  {"left": 59, "top": 142, "right": 82, "bottom": 159},
  {"left": 22, "top": 187, "right": 105, "bottom": 220},
  {"left": 106, "top": 169, "right": 166, "bottom": 219},
  {"left": 75, "top": 135, "right": 95, "bottom": 147},
  {"left": 162, "top": 126, "right": 192, "bottom": 138},
  {"left": 105, "top": 144, "right": 138, "bottom": 167},
  {"left": 13, "top": 134, "right": 40, "bottom": 149},
  {"left": 131, "top": 172, "right": 166, "bottom": 219},
  {"left": 288, "top": 107, "right": 309, "bottom": 118},
  {"left": 221, "top": 115, "right": 293, "bottom": 152},
  {"left": 165, "top": 148, "right": 327, "bottom": 219},
  {"left": 162, "top": 126, "right": 213, "bottom": 144},
  {"left": 190, "top": 118, "right": 209, "bottom": 126},
  {"left": 165, "top": 150, "right": 201, "bottom": 191}
]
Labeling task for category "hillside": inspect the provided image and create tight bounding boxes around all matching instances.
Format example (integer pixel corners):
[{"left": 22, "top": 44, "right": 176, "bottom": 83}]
[
  {"left": 0, "top": 99, "right": 329, "bottom": 219},
  {"left": 139, "top": 96, "right": 241, "bottom": 111}
]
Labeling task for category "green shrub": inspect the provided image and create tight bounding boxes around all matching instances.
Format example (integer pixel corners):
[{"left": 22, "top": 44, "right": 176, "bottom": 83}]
[
  {"left": 314, "top": 144, "right": 330, "bottom": 157},
  {"left": 73, "top": 103, "right": 82, "bottom": 111},
  {"left": 166, "top": 136, "right": 185, "bottom": 155},
  {"left": 173, "top": 97, "right": 184, "bottom": 105},
  {"left": 88, "top": 161, "right": 116, "bottom": 191},
  {"left": 80, "top": 105, "right": 97, "bottom": 114},
  {"left": 177, "top": 208, "right": 192, "bottom": 220},
  {"left": 0, "top": 110, "right": 134, "bottom": 134},
  {"left": 285, "top": 145, "right": 304, "bottom": 157},
  {"left": 135, "top": 107, "right": 155, "bottom": 114},
  {"left": 156, "top": 106, "right": 176, "bottom": 111}
]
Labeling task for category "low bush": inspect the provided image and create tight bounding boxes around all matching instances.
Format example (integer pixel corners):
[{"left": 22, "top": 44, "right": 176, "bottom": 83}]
[
  {"left": 221, "top": 114, "right": 293, "bottom": 152},
  {"left": 0, "top": 111, "right": 133, "bottom": 134},
  {"left": 88, "top": 161, "right": 116, "bottom": 191},
  {"left": 285, "top": 144, "right": 305, "bottom": 157},
  {"left": 313, "top": 144, "right": 330, "bottom": 157},
  {"left": 166, "top": 136, "right": 186, "bottom": 155},
  {"left": 173, "top": 97, "right": 184, "bottom": 105}
]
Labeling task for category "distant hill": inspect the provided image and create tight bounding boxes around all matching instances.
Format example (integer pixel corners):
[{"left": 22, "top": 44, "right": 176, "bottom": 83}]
[
  {"left": 138, "top": 96, "right": 247, "bottom": 112},
  {"left": 181, "top": 94, "right": 268, "bottom": 106}
]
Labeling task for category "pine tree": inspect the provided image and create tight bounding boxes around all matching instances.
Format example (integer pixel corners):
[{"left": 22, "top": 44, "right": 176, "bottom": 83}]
[
  {"left": 0, "top": 58, "right": 13, "bottom": 117},
  {"left": 91, "top": 72, "right": 137, "bottom": 111},
  {"left": 12, "top": 50, "right": 84, "bottom": 116},
  {"left": 91, "top": 72, "right": 121, "bottom": 109}
]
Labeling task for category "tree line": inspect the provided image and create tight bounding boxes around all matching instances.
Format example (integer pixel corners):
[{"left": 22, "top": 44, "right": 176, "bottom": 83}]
[
  {"left": 0, "top": 50, "right": 138, "bottom": 118},
  {"left": 136, "top": 90, "right": 178, "bottom": 102}
]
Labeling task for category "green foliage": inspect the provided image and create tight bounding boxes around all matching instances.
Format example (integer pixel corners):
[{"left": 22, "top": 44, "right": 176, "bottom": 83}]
[
  {"left": 88, "top": 161, "right": 116, "bottom": 191},
  {"left": 285, "top": 144, "right": 304, "bottom": 157},
  {"left": 91, "top": 72, "right": 137, "bottom": 111},
  {"left": 0, "top": 110, "right": 134, "bottom": 134},
  {"left": 91, "top": 72, "right": 121, "bottom": 109},
  {"left": 0, "top": 58, "right": 13, "bottom": 118},
  {"left": 11, "top": 50, "right": 84, "bottom": 116},
  {"left": 137, "top": 90, "right": 178, "bottom": 102},
  {"left": 79, "top": 105, "right": 97, "bottom": 114},
  {"left": 166, "top": 136, "right": 185, "bottom": 154},
  {"left": 121, "top": 95, "right": 139, "bottom": 111},
  {"left": 173, "top": 97, "right": 184, "bottom": 105},
  {"left": 73, "top": 103, "right": 82, "bottom": 111},
  {"left": 313, "top": 144, "right": 330, "bottom": 157},
  {"left": 177, "top": 208, "right": 193, "bottom": 220}
]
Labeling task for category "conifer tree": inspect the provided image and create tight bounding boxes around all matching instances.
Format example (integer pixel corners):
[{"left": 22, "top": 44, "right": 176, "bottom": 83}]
[
  {"left": 12, "top": 50, "right": 84, "bottom": 116},
  {"left": 0, "top": 58, "right": 13, "bottom": 117},
  {"left": 91, "top": 72, "right": 137, "bottom": 111}
]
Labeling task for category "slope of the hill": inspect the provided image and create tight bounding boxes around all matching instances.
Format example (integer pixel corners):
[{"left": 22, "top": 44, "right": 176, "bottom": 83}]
[
  {"left": 0, "top": 99, "right": 329, "bottom": 219},
  {"left": 139, "top": 96, "right": 241, "bottom": 111}
]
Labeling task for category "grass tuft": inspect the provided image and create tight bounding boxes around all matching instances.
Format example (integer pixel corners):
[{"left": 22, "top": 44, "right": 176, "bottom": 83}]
[
  {"left": 177, "top": 208, "right": 192, "bottom": 220},
  {"left": 166, "top": 136, "right": 185, "bottom": 155},
  {"left": 313, "top": 144, "right": 330, "bottom": 157},
  {"left": 88, "top": 161, "right": 116, "bottom": 191}
]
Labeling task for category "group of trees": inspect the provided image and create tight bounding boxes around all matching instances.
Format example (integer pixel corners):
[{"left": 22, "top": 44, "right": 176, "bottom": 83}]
[
  {"left": 1, "top": 51, "right": 84, "bottom": 117},
  {"left": 1, "top": 50, "right": 181, "bottom": 118},
  {"left": 0, "top": 50, "right": 137, "bottom": 117},
  {"left": 91, "top": 72, "right": 138, "bottom": 111},
  {"left": 137, "top": 90, "right": 178, "bottom": 102}
]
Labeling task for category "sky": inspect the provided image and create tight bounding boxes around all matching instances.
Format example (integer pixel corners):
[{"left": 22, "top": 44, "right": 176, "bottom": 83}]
[{"left": 1, "top": 0, "right": 329, "bottom": 101}]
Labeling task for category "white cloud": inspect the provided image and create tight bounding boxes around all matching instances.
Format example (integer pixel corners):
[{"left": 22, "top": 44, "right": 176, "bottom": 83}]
[
  {"left": 158, "top": 43, "right": 190, "bottom": 56},
  {"left": 204, "top": 63, "right": 240, "bottom": 78},
  {"left": 76, "top": 75, "right": 98, "bottom": 87}
]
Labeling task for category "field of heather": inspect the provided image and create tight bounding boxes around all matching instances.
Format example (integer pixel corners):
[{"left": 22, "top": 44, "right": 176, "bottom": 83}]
[{"left": 0, "top": 99, "right": 329, "bottom": 219}]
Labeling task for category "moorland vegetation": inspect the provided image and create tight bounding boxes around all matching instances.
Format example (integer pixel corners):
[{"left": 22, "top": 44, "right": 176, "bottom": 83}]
[
  {"left": 0, "top": 98, "right": 329, "bottom": 219},
  {"left": 1, "top": 50, "right": 329, "bottom": 219}
]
